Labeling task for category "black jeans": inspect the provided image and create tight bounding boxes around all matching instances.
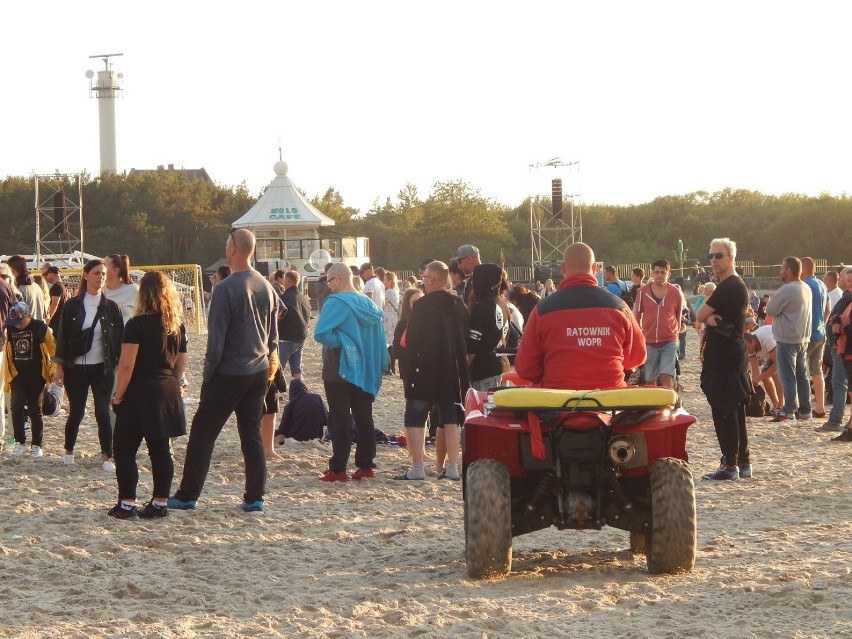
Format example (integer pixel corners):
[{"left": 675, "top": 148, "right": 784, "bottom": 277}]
[
  {"left": 174, "top": 371, "right": 268, "bottom": 503},
  {"left": 11, "top": 374, "right": 45, "bottom": 446},
  {"left": 711, "top": 401, "right": 750, "bottom": 467},
  {"left": 324, "top": 380, "right": 375, "bottom": 472},
  {"left": 63, "top": 363, "right": 113, "bottom": 456},
  {"left": 113, "top": 423, "right": 173, "bottom": 501}
]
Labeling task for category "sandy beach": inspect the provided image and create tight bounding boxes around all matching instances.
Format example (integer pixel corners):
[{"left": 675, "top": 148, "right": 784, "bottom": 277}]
[{"left": 1, "top": 326, "right": 851, "bottom": 639}]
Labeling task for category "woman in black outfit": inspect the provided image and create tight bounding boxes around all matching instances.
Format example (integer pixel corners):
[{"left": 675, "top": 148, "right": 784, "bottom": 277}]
[
  {"left": 392, "top": 287, "right": 424, "bottom": 384},
  {"left": 108, "top": 271, "right": 188, "bottom": 519},
  {"left": 53, "top": 259, "right": 123, "bottom": 470}
]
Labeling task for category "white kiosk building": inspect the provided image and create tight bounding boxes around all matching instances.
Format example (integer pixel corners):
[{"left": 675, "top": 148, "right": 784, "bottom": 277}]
[{"left": 231, "top": 160, "right": 369, "bottom": 288}]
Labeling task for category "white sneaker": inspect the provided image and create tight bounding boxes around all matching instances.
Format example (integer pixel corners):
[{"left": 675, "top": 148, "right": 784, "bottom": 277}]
[
  {"left": 30, "top": 445, "right": 44, "bottom": 459},
  {"left": 11, "top": 442, "right": 27, "bottom": 457},
  {"left": 102, "top": 459, "right": 115, "bottom": 472},
  {"left": 62, "top": 452, "right": 75, "bottom": 465}
]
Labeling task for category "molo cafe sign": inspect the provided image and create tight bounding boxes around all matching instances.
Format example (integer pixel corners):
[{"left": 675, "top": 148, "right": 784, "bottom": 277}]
[{"left": 269, "top": 207, "right": 301, "bottom": 220}]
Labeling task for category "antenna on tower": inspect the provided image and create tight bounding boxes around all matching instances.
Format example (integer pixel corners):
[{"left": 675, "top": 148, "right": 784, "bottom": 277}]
[{"left": 89, "top": 52, "right": 124, "bottom": 70}]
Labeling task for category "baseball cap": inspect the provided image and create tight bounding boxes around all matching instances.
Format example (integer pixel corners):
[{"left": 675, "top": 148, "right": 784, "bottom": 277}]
[
  {"left": 6, "top": 301, "right": 31, "bottom": 327},
  {"left": 456, "top": 244, "right": 480, "bottom": 260}
]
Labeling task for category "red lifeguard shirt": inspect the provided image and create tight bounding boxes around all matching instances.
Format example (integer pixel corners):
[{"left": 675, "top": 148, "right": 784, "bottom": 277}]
[{"left": 514, "top": 273, "right": 647, "bottom": 389}]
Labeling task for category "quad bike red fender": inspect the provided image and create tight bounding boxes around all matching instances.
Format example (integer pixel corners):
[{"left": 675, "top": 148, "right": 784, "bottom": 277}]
[{"left": 461, "top": 388, "right": 695, "bottom": 479}]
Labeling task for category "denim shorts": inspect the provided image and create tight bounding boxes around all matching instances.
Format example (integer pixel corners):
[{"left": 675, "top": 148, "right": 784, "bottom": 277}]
[
  {"left": 644, "top": 340, "right": 678, "bottom": 382},
  {"left": 404, "top": 399, "right": 458, "bottom": 427}
]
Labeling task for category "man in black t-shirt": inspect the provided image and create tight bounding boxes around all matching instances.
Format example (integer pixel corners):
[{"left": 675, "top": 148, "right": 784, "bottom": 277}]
[{"left": 44, "top": 266, "right": 67, "bottom": 333}]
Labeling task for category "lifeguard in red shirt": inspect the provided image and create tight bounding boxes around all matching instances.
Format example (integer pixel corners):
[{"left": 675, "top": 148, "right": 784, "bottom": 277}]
[{"left": 515, "top": 243, "right": 646, "bottom": 389}]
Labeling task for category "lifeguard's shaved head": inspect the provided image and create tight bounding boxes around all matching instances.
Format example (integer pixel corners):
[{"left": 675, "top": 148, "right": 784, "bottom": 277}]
[{"left": 562, "top": 242, "right": 596, "bottom": 277}]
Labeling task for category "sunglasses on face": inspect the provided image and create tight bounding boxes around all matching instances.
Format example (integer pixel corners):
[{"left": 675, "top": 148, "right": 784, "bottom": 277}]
[{"left": 708, "top": 252, "right": 727, "bottom": 260}]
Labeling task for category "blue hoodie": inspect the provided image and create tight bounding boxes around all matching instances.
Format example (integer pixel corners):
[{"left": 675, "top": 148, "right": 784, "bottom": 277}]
[{"left": 314, "top": 291, "right": 387, "bottom": 399}]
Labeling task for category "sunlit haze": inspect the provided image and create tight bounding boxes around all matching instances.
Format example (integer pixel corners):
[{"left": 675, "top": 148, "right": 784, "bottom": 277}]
[{"left": 4, "top": 1, "right": 851, "bottom": 213}]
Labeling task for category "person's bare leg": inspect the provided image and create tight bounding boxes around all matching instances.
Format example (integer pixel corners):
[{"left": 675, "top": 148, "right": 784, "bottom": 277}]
[
  {"left": 261, "top": 414, "right": 282, "bottom": 460},
  {"left": 812, "top": 373, "right": 826, "bottom": 414},
  {"left": 770, "top": 372, "right": 784, "bottom": 409},
  {"left": 658, "top": 374, "right": 673, "bottom": 389},
  {"left": 442, "top": 423, "right": 461, "bottom": 479},
  {"left": 400, "top": 426, "right": 426, "bottom": 479},
  {"left": 762, "top": 375, "right": 781, "bottom": 409},
  {"left": 434, "top": 427, "right": 446, "bottom": 474}
]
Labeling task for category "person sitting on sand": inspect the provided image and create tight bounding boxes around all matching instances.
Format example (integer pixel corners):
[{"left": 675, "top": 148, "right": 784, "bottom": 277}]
[{"left": 275, "top": 379, "right": 328, "bottom": 443}]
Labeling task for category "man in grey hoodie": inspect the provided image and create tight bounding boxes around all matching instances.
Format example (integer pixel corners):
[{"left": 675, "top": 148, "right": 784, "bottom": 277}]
[{"left": 765, "top": 256, "right": 813, "bottom": 422}]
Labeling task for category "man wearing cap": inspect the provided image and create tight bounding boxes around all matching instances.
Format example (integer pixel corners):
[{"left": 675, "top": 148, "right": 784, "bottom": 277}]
[
  {"left": 0, "top": 268, "right": 12, "bottom": 445},
  {"left": 456, "top": 244, "right": 481, "bottom": 303},
  {"left": 360, "top": 263, "right": 385, "bottom": 311},
  {"left": 3, "top": 301, "right": 55, "bottom": 458}
]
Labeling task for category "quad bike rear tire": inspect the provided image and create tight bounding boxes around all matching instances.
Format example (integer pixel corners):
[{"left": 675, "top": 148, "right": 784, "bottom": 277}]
[
  {"left": 464, "top": 459, "right": 512, "bottom": 578},
  {"left": 646, "top": 457, "right": 696, "bottom": 574}
]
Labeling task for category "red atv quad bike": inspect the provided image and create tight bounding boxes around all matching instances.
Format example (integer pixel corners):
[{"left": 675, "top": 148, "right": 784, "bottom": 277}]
[{"left": 461, "top": 382, "right": 697, "bottom": 578}]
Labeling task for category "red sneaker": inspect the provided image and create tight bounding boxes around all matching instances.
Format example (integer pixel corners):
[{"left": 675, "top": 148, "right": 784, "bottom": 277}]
[
  {"left": 351, "top": 468, "right": 374, "bottom": 481},
  {"left": 318, "top": 469, "right": 349, "bottom": 482}
]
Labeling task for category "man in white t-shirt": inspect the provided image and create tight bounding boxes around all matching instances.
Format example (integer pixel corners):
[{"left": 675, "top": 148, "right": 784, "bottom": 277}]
[
  {"left": 824, "top": 270, "right": 843, "bottom": 308},
  {"left": 743, "top": 323, "right": 783, "bottom": 412},
  {"left": 360, "top": 263, "right": 385, "bottom": 311}
]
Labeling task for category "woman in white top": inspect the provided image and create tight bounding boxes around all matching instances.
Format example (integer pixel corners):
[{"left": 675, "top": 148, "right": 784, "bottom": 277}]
[
  {"left": 104, "top": 254, "right": 140, "bottom": 324},
  {"left": 53, "top": 259, "right": 124, "bottom": 470},
  {"left": 382, "top": 271, "right": 400, "bottom": 375}
]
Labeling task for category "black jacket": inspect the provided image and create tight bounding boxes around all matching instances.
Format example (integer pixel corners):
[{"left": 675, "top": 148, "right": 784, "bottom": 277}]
[
  {"left": 404, "top": 290, "right": 470, "bottom": 403},
  {"left": 277, "top": 286, "right": 312, "bottom": 342},
  {"left": 54, "top": 292, "right": 123, "bottom": 375}
]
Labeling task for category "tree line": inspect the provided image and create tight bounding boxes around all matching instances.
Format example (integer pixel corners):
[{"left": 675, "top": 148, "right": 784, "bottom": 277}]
[{"left": 0, "top": 171, "right": 847, "bottom": 270}]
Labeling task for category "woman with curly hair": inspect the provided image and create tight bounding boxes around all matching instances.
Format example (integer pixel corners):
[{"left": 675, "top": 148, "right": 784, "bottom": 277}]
[{"left": 108, "top": 271, "right": 188, "bottom": 519}]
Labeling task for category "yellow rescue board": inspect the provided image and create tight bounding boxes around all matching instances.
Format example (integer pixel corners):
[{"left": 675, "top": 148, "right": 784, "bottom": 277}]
[{"left": 492, "top": 387, "right": 677, "bottom": 410}]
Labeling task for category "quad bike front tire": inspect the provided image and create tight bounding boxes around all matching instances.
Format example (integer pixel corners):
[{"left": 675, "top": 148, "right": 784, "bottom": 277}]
[
  {"left": 646, "top": 457, "right": 697, "bottom": 574},
  {"left": 464, "top": 459, "right": 512, "bottom": 578}
]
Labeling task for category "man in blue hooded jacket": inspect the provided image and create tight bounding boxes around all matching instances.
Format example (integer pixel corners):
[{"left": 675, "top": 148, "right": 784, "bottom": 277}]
[{"left": 314, "top": 262, "right": 387, "bottom": 482}]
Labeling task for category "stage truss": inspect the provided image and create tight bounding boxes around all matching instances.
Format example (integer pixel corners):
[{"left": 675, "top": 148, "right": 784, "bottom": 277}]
[
  {"left": 529, "top": 159, "right": 581, "bottom": 278},
  {"left": 35, "top": 173, "right": 84, "bottom": 265}
]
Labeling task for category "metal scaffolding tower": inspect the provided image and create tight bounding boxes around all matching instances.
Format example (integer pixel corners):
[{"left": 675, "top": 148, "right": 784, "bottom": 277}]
[
  {"left": 35, "top": 173, "right": 84, "bottom": 264},
  {"left": 529, "top": 159, "right": 581, "bottom": 278}
]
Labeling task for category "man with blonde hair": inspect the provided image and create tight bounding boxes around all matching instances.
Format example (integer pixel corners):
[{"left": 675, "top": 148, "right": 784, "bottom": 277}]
[{"left": 697, "top": 237, "right": 752, "bottom": 480}]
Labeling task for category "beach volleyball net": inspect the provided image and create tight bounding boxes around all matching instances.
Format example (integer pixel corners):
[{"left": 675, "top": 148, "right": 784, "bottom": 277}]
[{"left": 57, "top": 263, "right": 208, "bottom": 335}]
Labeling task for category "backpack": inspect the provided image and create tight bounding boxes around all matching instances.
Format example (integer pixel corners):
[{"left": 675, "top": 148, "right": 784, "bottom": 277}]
[
  {"left": 616, "top": 280, "right": 634, "bottom": 309},
  {"left": 746, "top": 384, "right": 770, "bottom": 417}
]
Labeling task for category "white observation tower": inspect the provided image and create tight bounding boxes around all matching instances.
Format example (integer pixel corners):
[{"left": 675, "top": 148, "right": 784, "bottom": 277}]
[{"left": 86, "top": 53, "right": 124, "bottom": 174}]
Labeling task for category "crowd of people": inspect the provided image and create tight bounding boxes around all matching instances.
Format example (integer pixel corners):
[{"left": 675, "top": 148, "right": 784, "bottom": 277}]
[{"left": 2, "top": 230, "right": 849, "bottom": 519}]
